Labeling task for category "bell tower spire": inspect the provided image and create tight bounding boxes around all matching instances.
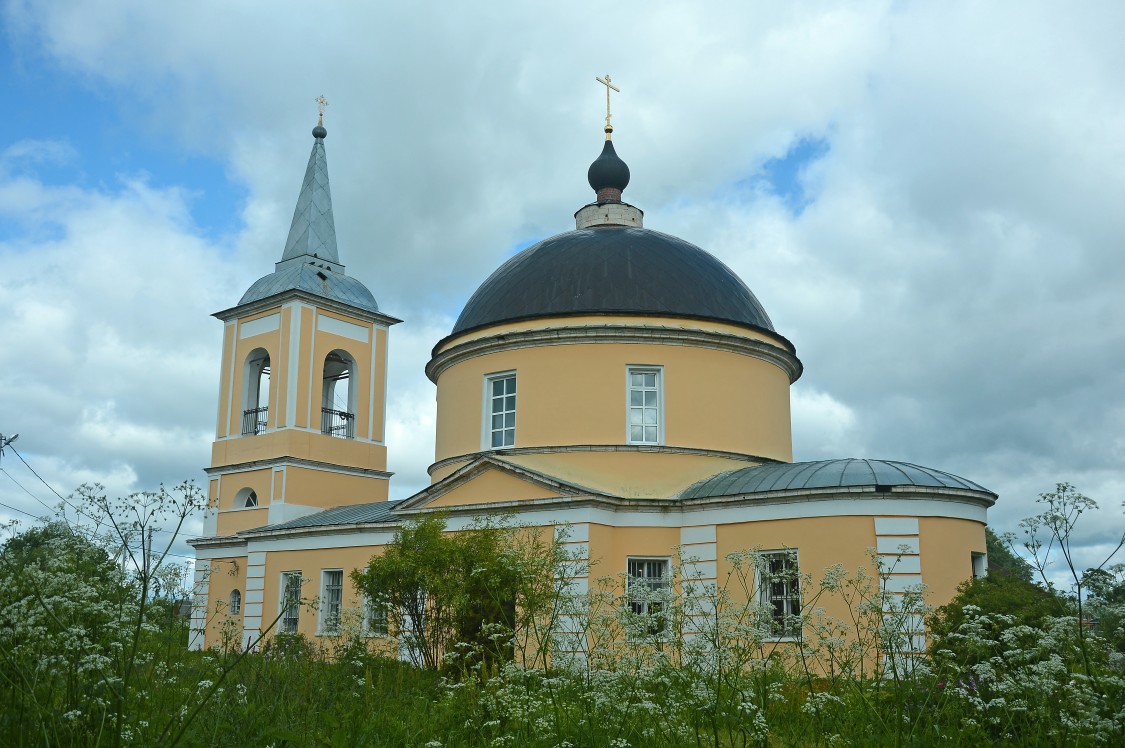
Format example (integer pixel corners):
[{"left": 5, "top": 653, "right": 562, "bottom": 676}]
[{"left": 279, "top": 97, "right": 341, "bottom": 272}]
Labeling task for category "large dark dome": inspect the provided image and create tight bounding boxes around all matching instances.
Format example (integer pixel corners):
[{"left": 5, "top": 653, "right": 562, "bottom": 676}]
[{"left": 451, "top": 226, "right": 778, "bottom": 337}]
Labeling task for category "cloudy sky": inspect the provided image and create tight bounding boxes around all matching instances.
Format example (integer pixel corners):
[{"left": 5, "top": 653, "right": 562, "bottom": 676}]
[{"left": 1, "top": 1, "right": 1122, "bottom": 581}]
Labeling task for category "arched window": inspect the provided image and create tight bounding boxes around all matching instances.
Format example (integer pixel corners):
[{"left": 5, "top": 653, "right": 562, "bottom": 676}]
[
  {"left": 321, "top": 350, "right": 356, "bottom": 438},
  {"left": 241, "top": 348, "right": 270, "bottom": 435},
  {"left": 229, "top": 589, "right": 242, "bottom": 615},
  {"left": 234, "top": 487, "right": 258, "bottom": 508}
]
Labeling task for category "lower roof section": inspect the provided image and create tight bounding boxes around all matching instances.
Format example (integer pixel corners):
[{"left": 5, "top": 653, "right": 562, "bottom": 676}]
[{"left": 680, "top": 458, "right": 995, "bottom": 500}]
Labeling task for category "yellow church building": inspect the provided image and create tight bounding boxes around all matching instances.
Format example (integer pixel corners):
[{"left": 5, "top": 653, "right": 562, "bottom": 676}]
[{"left": 188, "top": 100, "right": 995, "bottom": 657}]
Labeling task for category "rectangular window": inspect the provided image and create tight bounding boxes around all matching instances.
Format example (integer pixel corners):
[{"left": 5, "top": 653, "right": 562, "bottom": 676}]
[
  {"left": 279, "top": 571, "right": 302, "bottom": 634},
  {"left": 319, "top": 570, "right": 343, "bottom": 634},
  {"left": 971, "top": 552, "right": 988, "bottom": 580},
  {"left": 627, "top": 367, "right": 662, "bottom": 445},
  {"left": 627, "top": 557, "right": 670, "bottom": 635},
  {"left": 759, "top": 550, "right": 801, "bottom": 639},
  {"left": 364, "top": 595, "right": 389, "bottom": 637},
  {"left": 485, "top": 373, "right": 516, "bottom": 449}
]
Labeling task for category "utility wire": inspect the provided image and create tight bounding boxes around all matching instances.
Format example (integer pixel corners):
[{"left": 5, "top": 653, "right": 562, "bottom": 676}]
[
  {"left": 3, "top": 443, "right": 197, "bottom": 538},
  {"left": 0, "top": 443, "right": 202, "bottom": 562}
]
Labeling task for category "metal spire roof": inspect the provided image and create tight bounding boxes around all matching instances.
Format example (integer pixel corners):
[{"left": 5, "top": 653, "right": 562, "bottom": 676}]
[
  {"left": 225, "top": 116, "right": 400, "bottom": 321},
  {"left": 280, "top": 128, "right": 340, "bottom": 266}
]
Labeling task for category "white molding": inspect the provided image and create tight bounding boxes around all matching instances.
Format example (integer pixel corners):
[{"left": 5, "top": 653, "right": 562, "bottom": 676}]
[
  {"left": 883, "top": 575, "right": 924, "bottom": 593},
  {"left": 316, "top": 314, "right": 369, "bottom": 342},
  {"left": 368, "top": 325, "right": 378, "bottom": 441},
  {"left": 875, "top": 517, "right": 919, "bottom": 535},
  {"left": 680, "top": 543, "right": 717, "bottom": 562},
  {"left": 879, "top": 555, "right": 921, "bottom": 574},
  {"left": 556, "top": 522, "right": 589, "bottom": 543},
  {"left": 285, "top": 301, "right": 308, "bottom": 425},
  {"left": 680, "top": 525, "right": 717, "bottom": 544},
  {"left": 239, "top": 313, "right": 280, "bottom": 339},
  {"left": 219, "top": 319, "right": 236, "bottom": 438},
  {"left": 193, "top": 497, "right": 987, "bottom": 554},
  {"left": 877, "top": 536, "right": 920, "bottom": 555}
]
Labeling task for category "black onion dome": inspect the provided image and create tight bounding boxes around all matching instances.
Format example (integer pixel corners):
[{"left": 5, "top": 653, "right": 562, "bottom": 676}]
[
  {"left": 451, "top": 226, "right": 778, "bottom": 337},
  {"left": 312, "top": 124, "right": 327, "bottom": 139},
  {"left": 587, "top": 139, "right": 630, "bottom": 193}
]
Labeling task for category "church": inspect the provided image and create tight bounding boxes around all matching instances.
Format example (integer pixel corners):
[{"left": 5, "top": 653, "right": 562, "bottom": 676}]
[{"left": 188, "top": 91, "right": 995, "bottom": 655}]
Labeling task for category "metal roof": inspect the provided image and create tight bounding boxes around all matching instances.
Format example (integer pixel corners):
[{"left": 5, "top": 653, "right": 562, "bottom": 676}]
[
  {"left": 241, "top": 501, "right": 399, "bottom": 534},
  {"left": 680, "top": 458, "right": 994, "bottom": 499},
  {"left": 281, "top": 132, "right": 340, "bottom": 266},
  {"left": 234, "top": 126, "right": 382, "bottom": 314},
  {"left": 451, "top": 226, "right": 776, "bottom": 336},
  {"left": 238, "top": 263, "right": 380, "bottom": 312}
]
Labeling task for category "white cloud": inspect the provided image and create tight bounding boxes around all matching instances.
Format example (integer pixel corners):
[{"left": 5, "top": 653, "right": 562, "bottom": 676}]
[{"left": 1, "top": 0, "right": 1123, "bottom": 576}]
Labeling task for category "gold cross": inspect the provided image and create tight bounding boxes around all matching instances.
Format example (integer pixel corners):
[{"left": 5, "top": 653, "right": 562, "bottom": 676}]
[
  {"left": 315, "top": 95, "right": 329, "bottom": 126},
  {"left": 595, "top": 74, "right": 620, "bottom": 139}
]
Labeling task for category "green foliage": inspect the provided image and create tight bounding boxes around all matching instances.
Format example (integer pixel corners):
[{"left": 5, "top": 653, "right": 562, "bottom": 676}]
[
  {"left": 2, "top": 482, "right": 1123, "bottom": 746},
  {"left": 931, "top": 573, "right": 1061, "bottom": 644},
  {"left": 984, "top": 526, "right": 1034, "bottom": 581},
  {"left": 351, "top": 514, "right": 564, "bottom": 672}
]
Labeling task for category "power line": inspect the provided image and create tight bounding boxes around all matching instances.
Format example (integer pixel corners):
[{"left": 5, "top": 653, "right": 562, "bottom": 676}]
[
  {"left": 0, "top": 439, "right": 203, "bottom": 562},
  {"left": 0, "top": 467, "right": 60, "bottom": 517}
]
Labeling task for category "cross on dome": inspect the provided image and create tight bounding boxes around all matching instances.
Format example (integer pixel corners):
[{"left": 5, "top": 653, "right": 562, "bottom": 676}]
[{"left": 595, "top": 74, "right": 619, "bottom": 139}]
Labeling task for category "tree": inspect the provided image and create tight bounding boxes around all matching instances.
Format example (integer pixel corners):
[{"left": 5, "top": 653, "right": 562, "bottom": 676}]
[
  {"left": 984, "top": 526, "right": 1033, "bottom": 581},
  {"left": 351, "top": 514, "right": 562, "bottom": 671}
]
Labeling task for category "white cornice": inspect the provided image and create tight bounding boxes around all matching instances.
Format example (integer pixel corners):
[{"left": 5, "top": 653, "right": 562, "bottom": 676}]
[{"left": 426, "top": 324, "right": 803, "bottom": 383}]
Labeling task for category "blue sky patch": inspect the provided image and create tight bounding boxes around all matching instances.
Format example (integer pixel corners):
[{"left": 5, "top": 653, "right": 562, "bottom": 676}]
[
  {"left": 0, "top": 50, "right": 246, "bottom": 243},
  {"left": 744, "top": 135, "right": 829, "bottom": 216}
]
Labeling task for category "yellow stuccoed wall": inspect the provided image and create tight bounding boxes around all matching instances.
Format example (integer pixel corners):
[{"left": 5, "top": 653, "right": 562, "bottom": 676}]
[
  {"left": 216, "top": 508, "right": 270, "bottom": 536},
  {"left": 918, "top": 516, "right": 987, "bottom": 603},
  {"left": 432, "top": 451, "right": 759, "bottom": 498},
  {"left": 258, "top": 546, "right": 387, "bottom": 640},
  {"left": 433, "top": 341, "right": 793, "bottom": 466},
  {"left": 427, "top": 470, "right": 564, "bottom": 507},
  {"left": 202, "top": 555, "right": 248, "bottom": 647}
]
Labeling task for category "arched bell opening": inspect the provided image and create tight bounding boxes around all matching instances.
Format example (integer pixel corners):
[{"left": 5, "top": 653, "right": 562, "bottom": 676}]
[
  {"left": 241, "top": 348, "right": 271, "bottom": 435},
  {"left": 321, "top": 349, "right": 356, "bottom": 438}
]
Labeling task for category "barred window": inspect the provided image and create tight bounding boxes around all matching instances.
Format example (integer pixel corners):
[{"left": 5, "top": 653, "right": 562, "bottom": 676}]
[
  {"left": 627, "top": 557, "right": 670, "bottom": 635},
  {"left": 759, "top": 551, "right": 801, "bottom": 638},
  {"left": 319, "top": 570, "right": 343, "bottom": 634},
  {"left": 279, "top": 571, "right": 302, "bottom": 634},
  {"left": 364, "top": 596, "right": 389, "bottom": 637}
]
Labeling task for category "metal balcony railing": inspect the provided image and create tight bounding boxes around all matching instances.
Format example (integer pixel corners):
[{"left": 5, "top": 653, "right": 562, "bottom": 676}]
[
  {"left": 242, "top": 407, "right": 268, "bottom": 435},
  {"left": 321, "top": 408, "right": 355, "bottom": 438}
]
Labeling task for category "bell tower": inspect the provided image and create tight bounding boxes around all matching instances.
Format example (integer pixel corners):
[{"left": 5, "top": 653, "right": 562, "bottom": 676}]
[{"left": 201, "top": 108, "right": 401, "bottom": 538}]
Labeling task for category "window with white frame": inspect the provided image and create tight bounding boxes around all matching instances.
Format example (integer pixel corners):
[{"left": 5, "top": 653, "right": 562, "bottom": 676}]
[
  {"left": 485, "top": 373, "right": 516, "bottom": 449},
  {"left": 758, "top": 550, "right": 801, "bottom": 638},
  {"left": 319, "top": 570, "right": 344, "bottom": 634},
  {"left": 971, "top": 552, "right": 988, "bottom": 580},
  {"left": 364, "top": 595, "right": 389, "bottom": 637},
  {"left": 627, "top": 367, "right": 662, "bottom": 445},
  {"left": 279, "top": 571, "right": 302, "bottom": 634},
  {"left": 229, "top": 589, "right": 242, "bottom": 615},
  {"left": 627, "top": 557, "right": 670, "bottom": 635}
]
